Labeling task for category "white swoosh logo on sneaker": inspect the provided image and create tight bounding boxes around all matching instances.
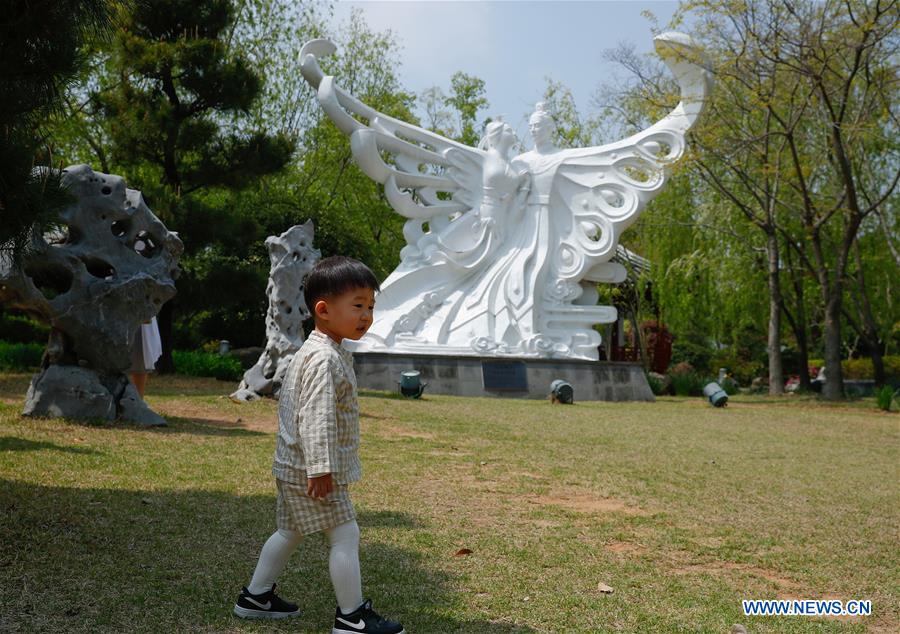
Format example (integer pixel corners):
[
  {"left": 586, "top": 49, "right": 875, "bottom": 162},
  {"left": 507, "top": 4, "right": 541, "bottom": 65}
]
[
  {"left": 336, "top": 616, "right": 366, "bottom": 630},
  {"left": 244, "top": 596, "right": 272, "bottom": 610}
]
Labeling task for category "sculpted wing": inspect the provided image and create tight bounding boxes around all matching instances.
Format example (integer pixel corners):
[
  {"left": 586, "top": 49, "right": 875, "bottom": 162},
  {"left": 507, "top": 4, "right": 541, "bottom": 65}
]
[
  {"left": 299, "top": 40, "right": 485, "bottom": 252},
  {"left": 550, "top": 32, "right": 712, "bottom": 283}
]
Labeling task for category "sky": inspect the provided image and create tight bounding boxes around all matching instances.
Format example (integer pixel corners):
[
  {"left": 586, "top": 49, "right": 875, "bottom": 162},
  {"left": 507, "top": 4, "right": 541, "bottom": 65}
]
[{"left": 331, "top": 1, "right": 682, "bottom": 144}]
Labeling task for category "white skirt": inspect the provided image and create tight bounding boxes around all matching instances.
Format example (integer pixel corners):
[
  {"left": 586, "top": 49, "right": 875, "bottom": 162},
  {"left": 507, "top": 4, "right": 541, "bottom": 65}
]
[{"left": 131, "top": 317, "right": 162, "bottom": 372}]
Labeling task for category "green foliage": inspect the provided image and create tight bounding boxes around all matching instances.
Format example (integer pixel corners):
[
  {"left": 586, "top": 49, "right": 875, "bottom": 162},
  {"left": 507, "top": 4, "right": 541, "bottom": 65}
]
[
  {"left": 0, "top": 341, "right": 44, "bottom": 371},
  {"left": 269, "top": 8, "right": 416, "bottom": 283},
  {"left": 541, "top": 78, "right": 599, "bottom": 148},
  {"left": 604, "top": 0, "right": 898, "bottom": 400},
  {"left": 419, "top": 70, "right": 491, "bottom": 146},
  {"left": 174, "top": 246, "right": 269, "bottom": 348},
  {"left": 670, "top": 333, "right": 714, "bottom": 375},
  {"left": 172, "top": 349, "right": 242, "bottom": 381},
  {"left": 710, "top": 351, "right": 765, "bottom": 386},
  {"left": 51, "top": 0, "right": 301, "bottom": 354},
  {"left": 445, "top": 71, "right": 488, "bottom": 147},
  {"left": 96, "top": 0, "right": 295, "bottom": 207},
  {"left": 875, "top": 386, "right": 896, "bottom": 412},
  {"left": 843, "top": 356, "right": 900, "bottom": 381},
  {"left": 719, "top": 377, "right": 739, "bottom": 396},
  {"left": 645, "top": 372, "right": 666, "bottom": 396},
  {"left": 669, "top": 371, "right": 706, "bottom": 397},
  {"left": 0, "top": 312, "right": 49, "bottom": 344},
  {"left": 0, "top": 0, "right": 114, "bottom": 260},
  {"left": 809, "top": 356, "right": 900, "bottom": 381},
  {"left": 668, "top": 362, "right": 707, "bottom": 397}
]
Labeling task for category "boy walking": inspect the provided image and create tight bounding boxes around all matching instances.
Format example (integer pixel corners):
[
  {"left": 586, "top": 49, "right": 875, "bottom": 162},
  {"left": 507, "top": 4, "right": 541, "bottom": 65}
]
[{"left": 234, "top": 256, "right": 404, "bottom": 634}]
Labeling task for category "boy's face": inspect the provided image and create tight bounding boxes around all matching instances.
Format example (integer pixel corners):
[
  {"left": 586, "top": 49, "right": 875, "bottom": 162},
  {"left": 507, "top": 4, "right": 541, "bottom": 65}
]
[{"left": 314, "top": 286, "right": 376, "bottom": 343}]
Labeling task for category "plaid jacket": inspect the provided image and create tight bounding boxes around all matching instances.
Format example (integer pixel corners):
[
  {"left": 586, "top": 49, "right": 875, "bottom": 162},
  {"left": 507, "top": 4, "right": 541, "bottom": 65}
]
[{"left": 272, "top": 330, "right": 361, "bottom": 485}]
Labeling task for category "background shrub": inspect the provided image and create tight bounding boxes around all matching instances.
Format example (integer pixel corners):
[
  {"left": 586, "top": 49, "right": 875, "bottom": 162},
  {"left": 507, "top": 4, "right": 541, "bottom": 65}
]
[
  {"left": 670, "top": 337, "right": 713, "bottom": 375},
  {"left": 719, "top": 377, "right": 739, "bottom": 395},
  {"left": 875, "top": 386, "right": 896, "bottom": 412},
  {"left": 645, "top": 372, "right": 666, "bottom": 396},
  {"left": 670, "top": 371, "right": 707, "bottom": 397},
  {"left": 172, "top": 350, "right": 242, "bottom": 381},
  {"left": 0, "top": 312, "right": 49, "bottom": 344},
  {"left": 710, "top": 353, "right": 763, "bottom": 386},
  {"left": 0, "top": 341, "right": 44, "bottom": 371},
  {"left": 843, "top": 356, "right": 900, "bottom": 380},
  {"left": 809, "top": 356, "right": 900, "bottom": 381}
]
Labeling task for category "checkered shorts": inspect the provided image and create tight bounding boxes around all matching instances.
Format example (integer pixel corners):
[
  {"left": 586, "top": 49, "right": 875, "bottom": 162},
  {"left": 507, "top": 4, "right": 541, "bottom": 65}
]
[{"left": 275, "top": 477, "right": 356, "bottom": 535}]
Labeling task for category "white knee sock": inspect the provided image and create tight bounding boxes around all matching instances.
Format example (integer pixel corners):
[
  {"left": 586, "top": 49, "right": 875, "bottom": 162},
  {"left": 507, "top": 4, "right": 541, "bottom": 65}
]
[
  {"left": 325, "top": 520, "right": 363, "bottom": 614},
  {"left": 247, "top": 528, "right": 303, "bottom": 594}
]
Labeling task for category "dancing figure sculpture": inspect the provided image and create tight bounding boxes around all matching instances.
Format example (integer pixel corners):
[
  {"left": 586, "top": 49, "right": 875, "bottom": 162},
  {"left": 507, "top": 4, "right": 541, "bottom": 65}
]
[{"left": 299, "top": 33, "right": 710, "bottom": 360}]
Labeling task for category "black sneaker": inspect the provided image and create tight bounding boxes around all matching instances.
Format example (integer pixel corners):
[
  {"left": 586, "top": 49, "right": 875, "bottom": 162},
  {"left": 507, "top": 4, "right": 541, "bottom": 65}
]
[
  {"left": 233, "top": 584, "right": 300, "bottom": 620},
  {"left": 332, "top": 599, "right": 405, "bottom": 634}
]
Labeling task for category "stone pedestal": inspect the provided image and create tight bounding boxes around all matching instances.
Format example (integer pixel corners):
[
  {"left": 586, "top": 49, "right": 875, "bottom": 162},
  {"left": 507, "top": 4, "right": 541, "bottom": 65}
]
[
  {"left": 352, "top": 352, "right": 654, "bottom": 401},
  {"left": 24, "top": 365, "right": 166, "bottom": 426}
]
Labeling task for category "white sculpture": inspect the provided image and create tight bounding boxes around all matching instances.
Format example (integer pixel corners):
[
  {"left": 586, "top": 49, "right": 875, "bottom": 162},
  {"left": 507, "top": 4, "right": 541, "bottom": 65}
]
[
  {"left": 299, "top": 33, "right": 710, "bottom": 360},
  {"left": 231, "top": 221, "right": 320, "bottom": 401}
]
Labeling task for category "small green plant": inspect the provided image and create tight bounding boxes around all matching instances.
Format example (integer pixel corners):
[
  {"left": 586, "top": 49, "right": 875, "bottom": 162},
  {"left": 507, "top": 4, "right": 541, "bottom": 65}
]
[
  {"left": 0, "top": 341, "right": 44, "bottom": 371},
  {"left": 719, "top": 377, "right": 739, "bottom": 395},
  {"left": 645, "top": 372, "right": 666, "bottom": 396},
  {"left": 875, "top": 386, "right": 896, "bottom": 412},
  {"left": 0, "top": 313, "right": 49, "bottom": 344},
  {"left": 201, "top": 340, "right": 221, "bottom": 354},
  {"left": 669, "top": 371, "right": 706, "bottom": 397},
  {"left": 172, "top": 350, "right": 242, "bottom": 381}
]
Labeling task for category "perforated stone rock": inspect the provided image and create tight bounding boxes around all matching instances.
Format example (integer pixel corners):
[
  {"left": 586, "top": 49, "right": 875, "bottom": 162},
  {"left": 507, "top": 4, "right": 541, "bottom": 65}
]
[
  {"left": 231, "top": 221, "right": 320, "bottom": 401},
  {"left": 0, "top": 164, "right": 183, "bottom": 425}
]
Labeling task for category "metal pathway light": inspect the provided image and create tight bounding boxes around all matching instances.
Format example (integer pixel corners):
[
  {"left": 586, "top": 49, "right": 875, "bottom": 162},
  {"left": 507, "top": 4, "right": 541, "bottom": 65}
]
[
  {"left": 399, "top": 370, "right": 427, "bottom": 399},
  {"left": 703, "top": 381, "right": 728, "bottom": 407},
  {"left": 549, "top": 379, "right": 574, "bottom": 404}
]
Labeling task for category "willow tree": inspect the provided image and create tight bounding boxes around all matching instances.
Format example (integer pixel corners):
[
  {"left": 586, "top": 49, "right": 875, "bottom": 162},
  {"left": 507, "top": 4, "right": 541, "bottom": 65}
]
[
  {"left": 598, "top": 40, "right": 773, "bottom": 384},
  {"left": 673, "top": 0, "right": 899, "bottom": 398}
]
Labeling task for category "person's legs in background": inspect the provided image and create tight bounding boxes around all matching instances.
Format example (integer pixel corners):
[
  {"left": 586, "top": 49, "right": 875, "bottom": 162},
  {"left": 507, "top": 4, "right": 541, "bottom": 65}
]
[{"left": 130, "top": 371, "right": 148, "bottom": 398}]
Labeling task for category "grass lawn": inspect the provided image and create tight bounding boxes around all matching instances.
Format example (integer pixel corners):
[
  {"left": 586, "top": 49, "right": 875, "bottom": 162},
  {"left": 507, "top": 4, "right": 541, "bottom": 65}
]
[{"left": 0, "top": 372, "right": 897, "bottom": 633}]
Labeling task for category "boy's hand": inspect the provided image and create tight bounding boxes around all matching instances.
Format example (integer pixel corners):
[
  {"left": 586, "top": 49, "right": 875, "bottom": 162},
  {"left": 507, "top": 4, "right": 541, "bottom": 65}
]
[{"left": 307, "top": 473, "right": 333, "bottom": 499}]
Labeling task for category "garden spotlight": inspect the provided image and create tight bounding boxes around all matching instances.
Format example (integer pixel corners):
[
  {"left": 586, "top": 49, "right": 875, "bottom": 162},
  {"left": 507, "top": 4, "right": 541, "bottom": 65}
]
[
  {"left": 702, "top": 382, "right": 728, "bottom": 407},
  {"left": 398, "top": 370, "right": 426, "bottom": 399},
  {"left": 549, "top": 379, "right": 574, "bottom": 404}
]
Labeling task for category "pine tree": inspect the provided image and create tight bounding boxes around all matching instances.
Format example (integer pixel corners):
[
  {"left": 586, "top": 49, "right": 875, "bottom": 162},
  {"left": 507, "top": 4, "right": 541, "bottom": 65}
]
[
  {"left": 95, "top": 0, "right": 295, "bottom": 370},
  {"left": 0, "top": 0, "right": 115, "bottom": 262}
]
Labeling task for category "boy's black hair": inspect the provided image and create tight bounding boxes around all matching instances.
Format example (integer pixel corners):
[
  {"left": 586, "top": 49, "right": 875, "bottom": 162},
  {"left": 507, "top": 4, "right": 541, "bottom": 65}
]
[{"left": 304, "top": 255, "right": 380, "bottom": 316}]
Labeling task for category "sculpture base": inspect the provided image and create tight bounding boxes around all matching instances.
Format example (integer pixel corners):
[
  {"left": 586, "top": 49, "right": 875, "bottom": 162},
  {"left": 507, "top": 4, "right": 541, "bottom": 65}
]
[
  {"left": 352, "top": 352, "right": 654, "bottom": 401},
  {"left": 23, "top": 365, "right": 167, "bottom": 426}
]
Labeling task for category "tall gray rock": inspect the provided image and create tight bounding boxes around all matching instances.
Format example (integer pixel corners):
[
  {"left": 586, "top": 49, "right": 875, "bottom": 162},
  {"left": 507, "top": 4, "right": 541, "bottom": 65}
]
[
  {"left": 0, "top": 164, "right": 183, "bottom": 425},
  {"left": 231, "top": 222, "right": 320, "bottom": 401}
]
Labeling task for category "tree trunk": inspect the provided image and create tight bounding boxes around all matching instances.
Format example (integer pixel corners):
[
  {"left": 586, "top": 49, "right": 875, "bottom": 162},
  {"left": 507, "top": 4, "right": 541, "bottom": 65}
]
[
  {"left": 853, "top": 240, "right": 886, "bottom": 387},
  {"left": 821, "top": 293, "right": 844, "bottom": 400},
  {"left": 767, "top": 231, "right": 784, "bottom": 395},
  {"left": 795, "top": 326, "right": 811, "bottom": 391},
  {"left": 786, "top": 246, "right": 812, "bottom": 391},
  {"left": 779, "top": 238, "right": 813, "bottom": 391}
]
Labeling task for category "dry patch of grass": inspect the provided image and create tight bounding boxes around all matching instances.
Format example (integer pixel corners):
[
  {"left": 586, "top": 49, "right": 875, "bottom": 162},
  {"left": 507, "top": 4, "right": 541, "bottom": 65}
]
[
  {"left": 524, "top": 493, "right": 653, "bottom": 516},
  {"left": 673, "top": 562, "right": 803, "bottom": 593},
  {"left": 371, "top": 423, "right": 437, "bottom": 441},
  {"left": 605, "top": 541, "right": 648, "bottom": 556}
]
